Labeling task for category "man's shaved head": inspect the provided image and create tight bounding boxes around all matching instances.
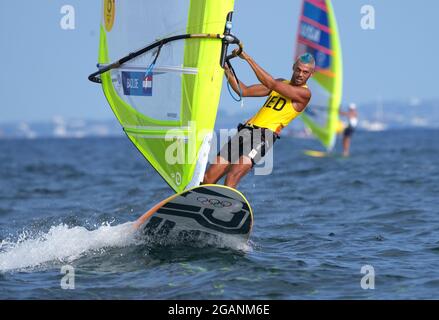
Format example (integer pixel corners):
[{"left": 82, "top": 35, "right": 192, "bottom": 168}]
[
  {"left": 294, "top": 53, "right": 316, "bottom": 70},
  {"left": 291, "top": 53, "right": 315, "bottom": 86}
]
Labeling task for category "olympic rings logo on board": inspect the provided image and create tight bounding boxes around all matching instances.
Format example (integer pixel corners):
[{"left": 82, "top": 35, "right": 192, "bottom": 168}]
[{"left": 196, "top": 197, "right": 232, "bottom": 208}]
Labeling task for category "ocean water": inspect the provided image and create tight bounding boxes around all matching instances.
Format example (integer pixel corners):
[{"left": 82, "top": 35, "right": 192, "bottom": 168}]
[{"left": 0, "top": 129, "right": 438, "bottom": 299}]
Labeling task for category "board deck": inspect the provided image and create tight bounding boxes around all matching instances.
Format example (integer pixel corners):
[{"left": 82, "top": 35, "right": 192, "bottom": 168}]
[
  {"left": 134, "top": 184, "right": 253, "bottom": 244},
  {"left": 304, "top": 150, "right": 329, "bottom": 158},
  {"left": 304, "top": 150, "right": 347, "bottom": 159}
]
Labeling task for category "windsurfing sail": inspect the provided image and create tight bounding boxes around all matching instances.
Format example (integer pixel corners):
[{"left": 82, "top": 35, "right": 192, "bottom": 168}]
[
  {"left": 295, "top": 0, "right": 343, "bottom": 151},
  {"left": 90, "top": 0, "right": 238, "bottom": 193}
]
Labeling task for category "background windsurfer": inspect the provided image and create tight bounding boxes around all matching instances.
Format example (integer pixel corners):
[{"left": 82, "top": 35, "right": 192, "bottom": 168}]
[{"left": 339, "top": 103, "right": 359, "bottom": 157}]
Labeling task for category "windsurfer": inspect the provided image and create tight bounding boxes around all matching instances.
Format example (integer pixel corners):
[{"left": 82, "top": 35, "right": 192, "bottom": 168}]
[
  {"left": 203, "top": 52, "right": 315, "bottom": 188},
  {"left": 339, "top": 103, "right": 359, "bottom": 157}
]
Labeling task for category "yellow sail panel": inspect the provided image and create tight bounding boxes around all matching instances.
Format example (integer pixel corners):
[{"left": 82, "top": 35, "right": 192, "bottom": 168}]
[{"left": 96, "top": 0, "right": 235, "bottom": 192}]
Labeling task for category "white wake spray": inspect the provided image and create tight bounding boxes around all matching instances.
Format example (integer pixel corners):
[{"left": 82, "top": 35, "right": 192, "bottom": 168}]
[{"left": 0, "top": 222, "right": 137, "bottom": 272}]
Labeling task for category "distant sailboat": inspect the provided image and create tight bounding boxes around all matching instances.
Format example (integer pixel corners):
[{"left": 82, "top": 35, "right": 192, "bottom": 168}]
[{"left": 362, "top": 96, "right": 387, "bottom": 131}]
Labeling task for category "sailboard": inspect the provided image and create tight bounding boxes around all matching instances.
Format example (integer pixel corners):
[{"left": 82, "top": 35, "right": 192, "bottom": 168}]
[
  {"left": 303, "top": 149, "right": 346, "bottom": 158},
  {"left": 295, "top": 0, "right": 343, "bottom": 153},
  {"left": 304, "top": 149, "right": 328, "bottom": 158},
  {"left": 134, "top": 185, "right": 253, "bottom": 244},
  {"left": 89, "top": 0, "right": 252, "bottom": 244}
]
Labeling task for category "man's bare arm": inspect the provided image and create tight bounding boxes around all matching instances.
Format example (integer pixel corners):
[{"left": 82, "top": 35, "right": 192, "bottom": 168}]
[
  {"left": 238, "top": 52, "right": 311, "bottom": 111},
  {"left": 224, "top": 65, "right": 271, "bottom": 97}
]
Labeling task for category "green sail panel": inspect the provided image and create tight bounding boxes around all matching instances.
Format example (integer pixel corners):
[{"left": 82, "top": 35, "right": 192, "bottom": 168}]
[
  {"left": 296, "top": 0, "right": 343, "bottom": 151},
  {"left": 96, "top": 0, "right": 235, "bottom": 192}
]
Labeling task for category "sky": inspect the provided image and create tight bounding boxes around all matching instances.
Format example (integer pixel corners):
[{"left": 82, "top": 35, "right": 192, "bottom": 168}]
[{"left": 0, "top": 0, "right": 438, "bottom": 123}]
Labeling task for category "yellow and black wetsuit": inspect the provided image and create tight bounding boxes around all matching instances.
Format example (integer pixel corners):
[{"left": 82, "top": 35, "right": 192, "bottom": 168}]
[
  {"left": 218, "top": 81, "right": 308, "bottom": 166},
  {"left": 247, "top": 81, "right": 308, "bottom": 135}
]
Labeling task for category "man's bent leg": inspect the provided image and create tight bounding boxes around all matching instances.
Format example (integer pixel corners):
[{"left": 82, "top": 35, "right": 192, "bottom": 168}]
[
  {"left": 343, "top": 136, "right": 351, "bottom": 157},
  {"left": 203, "top": 156, "right": 231, "bottom": 185},
  {"left": 224, "top": 156, "right": 253, "bottom": 189}
]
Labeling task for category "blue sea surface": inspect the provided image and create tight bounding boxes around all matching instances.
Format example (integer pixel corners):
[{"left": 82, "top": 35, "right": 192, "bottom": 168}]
[{"left": 0, "top": 129, "right": 438, "bottom": 299}]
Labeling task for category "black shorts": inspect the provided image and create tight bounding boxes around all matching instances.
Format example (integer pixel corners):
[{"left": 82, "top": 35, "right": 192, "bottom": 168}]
[
  {"left": 217, "top": 124, "right": 279, "bottom": 166},
  {"left": 344, "top": 126, "right": 355, "bottom": 137}
]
